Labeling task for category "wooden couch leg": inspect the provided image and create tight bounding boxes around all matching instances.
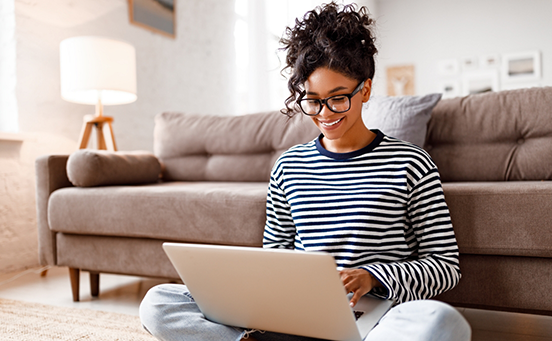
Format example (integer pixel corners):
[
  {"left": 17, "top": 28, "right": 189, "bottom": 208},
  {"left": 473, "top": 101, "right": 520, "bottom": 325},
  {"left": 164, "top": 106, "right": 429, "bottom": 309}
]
[
  {"left": 90, "top": 272, "right": 100, "bottom": 297},
  {"left": 69, "top": 268, "right": 80, "bottom": 302}
]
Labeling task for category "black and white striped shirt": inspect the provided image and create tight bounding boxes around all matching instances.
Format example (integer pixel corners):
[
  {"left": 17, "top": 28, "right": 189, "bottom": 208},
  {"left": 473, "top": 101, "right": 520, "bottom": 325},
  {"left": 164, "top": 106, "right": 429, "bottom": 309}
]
[{"left": 263, "top": 130, "right": 461, "bottom": 303}]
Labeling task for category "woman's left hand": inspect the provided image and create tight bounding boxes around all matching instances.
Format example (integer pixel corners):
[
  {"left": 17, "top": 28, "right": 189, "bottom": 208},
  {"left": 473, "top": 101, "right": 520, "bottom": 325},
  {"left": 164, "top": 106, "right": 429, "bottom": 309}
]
[{"left": 339, "top": 268, "right": 381, "bottom": 308}]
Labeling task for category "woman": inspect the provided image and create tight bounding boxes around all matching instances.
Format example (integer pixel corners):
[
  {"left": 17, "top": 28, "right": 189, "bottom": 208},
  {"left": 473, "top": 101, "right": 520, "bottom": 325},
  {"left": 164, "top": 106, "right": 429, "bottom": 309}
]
[{"left": 140, "top": 3, "right": 471, "bottom": 340}]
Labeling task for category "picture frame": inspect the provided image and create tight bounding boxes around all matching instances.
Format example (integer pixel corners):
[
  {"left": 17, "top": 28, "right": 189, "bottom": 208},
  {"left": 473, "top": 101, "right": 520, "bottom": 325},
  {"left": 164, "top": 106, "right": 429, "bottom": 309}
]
[
  {"left": 502, "top": 51, "right": 541, "bottom": 82},
  {"left": 461, "top": 56, "right": 479, "bottom": 72},
  {"left": 480, "top": 54, "right": 500, "bottom": 68},
  {"left": 437, "top": 59, "right": 459, "bottom": 77},
  {"left": 438, "top": 80, "right": 461, "bottom": 99},
  {"left": 128, "top": 0, "right": 176, "bottom": 38},
  {"left": 462, "top": 70, "right": 499, "bottom": 96},
  {"left": 386, "top": 64, "right": 415, "bottom": 96}
]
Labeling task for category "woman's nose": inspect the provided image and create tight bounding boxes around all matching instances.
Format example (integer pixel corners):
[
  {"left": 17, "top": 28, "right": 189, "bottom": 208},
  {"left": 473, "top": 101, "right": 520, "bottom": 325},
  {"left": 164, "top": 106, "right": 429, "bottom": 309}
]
[{"left": 318, "top": 103, "right": 333, "bottom": 118}]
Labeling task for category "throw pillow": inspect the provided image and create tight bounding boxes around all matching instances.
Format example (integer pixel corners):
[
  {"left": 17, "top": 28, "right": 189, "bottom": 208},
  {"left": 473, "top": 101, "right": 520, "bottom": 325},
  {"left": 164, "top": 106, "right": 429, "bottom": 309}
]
[
  {"left": 67, "top": 149, "right": 162, "bottom": 187},
  {"left": 362, "top": 93, "right": 442, "bottom": 147}
]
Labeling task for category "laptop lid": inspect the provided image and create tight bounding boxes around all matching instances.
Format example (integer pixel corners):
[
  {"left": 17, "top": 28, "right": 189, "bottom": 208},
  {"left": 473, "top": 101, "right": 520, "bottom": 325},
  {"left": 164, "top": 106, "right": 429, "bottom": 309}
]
[{"left": 162, "top": 243, "right": 392, "bottom": 341}]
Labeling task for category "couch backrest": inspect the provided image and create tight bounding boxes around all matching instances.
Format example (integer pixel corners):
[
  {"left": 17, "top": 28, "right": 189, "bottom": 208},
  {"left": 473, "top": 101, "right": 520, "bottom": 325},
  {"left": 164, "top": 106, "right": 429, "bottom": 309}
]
[
  {"left": 154, "top": 111, "right": 320, "bottom": 182},
  {"left": 426, "top": 86, "right": 552, "bottom": 182}
]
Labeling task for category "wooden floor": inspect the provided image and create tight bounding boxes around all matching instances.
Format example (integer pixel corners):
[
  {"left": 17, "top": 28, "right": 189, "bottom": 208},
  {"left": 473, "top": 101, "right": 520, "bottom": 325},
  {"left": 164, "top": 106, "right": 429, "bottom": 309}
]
[{"left": 1, "top": 266, "right": 551, "bottom": 340}]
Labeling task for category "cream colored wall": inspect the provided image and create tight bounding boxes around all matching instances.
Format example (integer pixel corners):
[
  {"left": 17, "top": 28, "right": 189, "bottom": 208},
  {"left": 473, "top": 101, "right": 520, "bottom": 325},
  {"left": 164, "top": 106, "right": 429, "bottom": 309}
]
[
  {"left": 0, "top": 0, "right": 237, "bottom": 274},
  {"left": 0, "top": 134, "right": 76, "bottom": 274},
  {"left": 16, "top": 0, "right": 237, "bottom": 152}
]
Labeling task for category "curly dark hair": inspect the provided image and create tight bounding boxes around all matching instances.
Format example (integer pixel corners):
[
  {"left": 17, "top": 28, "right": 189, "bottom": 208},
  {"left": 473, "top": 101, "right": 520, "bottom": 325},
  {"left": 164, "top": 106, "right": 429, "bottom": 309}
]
[{"left": 280, "top": 2, "right": 377, "bottom": 116}]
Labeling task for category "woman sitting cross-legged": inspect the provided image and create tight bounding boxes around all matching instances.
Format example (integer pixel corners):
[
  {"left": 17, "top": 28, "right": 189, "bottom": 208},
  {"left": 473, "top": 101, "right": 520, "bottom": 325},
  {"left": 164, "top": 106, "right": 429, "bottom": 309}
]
[{"left": 139, "top": 2, "right": 472, "bottom": 340}]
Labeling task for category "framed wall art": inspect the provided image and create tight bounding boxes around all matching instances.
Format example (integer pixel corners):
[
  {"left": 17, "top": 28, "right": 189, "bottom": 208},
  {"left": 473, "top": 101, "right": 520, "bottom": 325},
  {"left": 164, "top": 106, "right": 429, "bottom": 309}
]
[
  {"left": 129, "top": 0, "right": 176, "bottom": 38},
  {"left": 502, "top": 51, "right": 541, "bottom": 82},
  {"left": 461, "top": 56, "right": 479, "bottom": 72},
  {"left": 437, "top": 59, "right": 459, "bottom": 77},
  {"left": 462, "top": 70, "right": 499, "bottom": 96},
  {"left": 386, "top": 64, "right": 415, "bottom": 96},
  {"left": 438, "top": 80, "right": 461, "bottom": 99},
  {"left": 480, "top": 54, "right": 500, "bottom": 68}
]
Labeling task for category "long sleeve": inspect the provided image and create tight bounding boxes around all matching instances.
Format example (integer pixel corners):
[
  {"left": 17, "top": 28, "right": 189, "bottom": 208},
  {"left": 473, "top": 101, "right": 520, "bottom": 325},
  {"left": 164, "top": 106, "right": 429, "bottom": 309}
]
[
  {"left": 363, "top": 169, "right": 461, "bottom": 303},
  {"left": 261, "top": 133, "right": 462, "bottom": 305},
  {"left": 263, "top": 168, "right": 296, "bottom": 249}
]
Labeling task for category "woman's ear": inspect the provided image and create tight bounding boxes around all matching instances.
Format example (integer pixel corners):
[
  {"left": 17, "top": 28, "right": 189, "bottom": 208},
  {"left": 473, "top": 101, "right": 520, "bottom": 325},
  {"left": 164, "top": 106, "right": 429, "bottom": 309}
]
[{"left": 361, "top": 79, "right": 372, "bottom": 103}]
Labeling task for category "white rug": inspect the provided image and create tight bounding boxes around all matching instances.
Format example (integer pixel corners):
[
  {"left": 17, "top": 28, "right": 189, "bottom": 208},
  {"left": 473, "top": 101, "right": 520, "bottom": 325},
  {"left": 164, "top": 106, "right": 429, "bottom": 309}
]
[{"left": 0, "top": 298, "right": 156, "bottom": 340}]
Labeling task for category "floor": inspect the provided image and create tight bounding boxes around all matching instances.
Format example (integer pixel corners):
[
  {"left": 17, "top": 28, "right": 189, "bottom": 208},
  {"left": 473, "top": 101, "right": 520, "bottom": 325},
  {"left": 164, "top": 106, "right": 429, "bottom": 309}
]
[{"left": 1, "top": 266, "right": 552, "bottom": 341}]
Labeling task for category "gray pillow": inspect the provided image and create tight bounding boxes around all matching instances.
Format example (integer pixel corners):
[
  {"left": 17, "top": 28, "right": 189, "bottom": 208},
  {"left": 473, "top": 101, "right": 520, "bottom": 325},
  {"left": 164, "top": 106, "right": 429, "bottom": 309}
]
[
  {"left": 362, "top": 93, "right": 442, "bottom": 147},
  {"left": 67, "top": 149, "right": 162, "bottom": 187}
]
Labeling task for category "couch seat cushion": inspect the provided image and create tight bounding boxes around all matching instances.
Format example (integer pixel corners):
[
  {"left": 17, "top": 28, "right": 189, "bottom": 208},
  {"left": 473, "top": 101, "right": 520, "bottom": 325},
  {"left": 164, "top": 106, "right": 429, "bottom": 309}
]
[
  {"left": 48, "top": 182, "right": 268, "bottom": 247},
  {"left": 443, "top": 181, "right": 552, "bottom": 257}
]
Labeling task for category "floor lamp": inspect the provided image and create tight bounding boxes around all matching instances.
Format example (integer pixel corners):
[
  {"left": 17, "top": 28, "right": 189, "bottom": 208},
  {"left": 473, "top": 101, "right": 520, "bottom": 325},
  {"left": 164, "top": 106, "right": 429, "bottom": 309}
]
[{"left": 60, "top": 36, "right": 137, "bottom": 151}]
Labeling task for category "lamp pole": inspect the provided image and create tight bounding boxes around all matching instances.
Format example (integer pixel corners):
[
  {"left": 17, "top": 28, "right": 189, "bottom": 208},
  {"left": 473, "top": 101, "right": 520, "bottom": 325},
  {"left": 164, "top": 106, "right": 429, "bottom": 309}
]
[{"left": 95, "top": 94, "right": 104, "bottom": 117}]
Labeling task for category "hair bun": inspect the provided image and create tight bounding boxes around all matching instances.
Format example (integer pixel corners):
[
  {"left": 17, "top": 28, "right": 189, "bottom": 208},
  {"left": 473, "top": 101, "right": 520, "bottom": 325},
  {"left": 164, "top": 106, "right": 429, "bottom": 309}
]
[{"left": 280, "top": 2, "right": 377, "bottom": 117}]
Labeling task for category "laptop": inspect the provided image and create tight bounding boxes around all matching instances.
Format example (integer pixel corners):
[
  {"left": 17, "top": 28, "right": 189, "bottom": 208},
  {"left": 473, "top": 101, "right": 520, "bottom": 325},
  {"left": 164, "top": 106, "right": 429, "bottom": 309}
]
[{"left": 162, "top": 242, "right": 394, "bottom": 341}]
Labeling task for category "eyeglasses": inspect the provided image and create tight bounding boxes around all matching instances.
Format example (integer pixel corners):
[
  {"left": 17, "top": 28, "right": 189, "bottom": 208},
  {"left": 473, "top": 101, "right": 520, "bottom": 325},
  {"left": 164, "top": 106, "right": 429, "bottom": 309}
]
[{"left": 297, "top": 81, "right": 365, "bottom": 116}]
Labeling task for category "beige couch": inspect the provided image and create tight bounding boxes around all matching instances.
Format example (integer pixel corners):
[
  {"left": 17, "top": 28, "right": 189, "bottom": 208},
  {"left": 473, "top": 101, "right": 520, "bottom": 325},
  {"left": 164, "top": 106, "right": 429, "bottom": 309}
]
[{"left": 36, "top": 87, "right": 552, "bottom": 315}]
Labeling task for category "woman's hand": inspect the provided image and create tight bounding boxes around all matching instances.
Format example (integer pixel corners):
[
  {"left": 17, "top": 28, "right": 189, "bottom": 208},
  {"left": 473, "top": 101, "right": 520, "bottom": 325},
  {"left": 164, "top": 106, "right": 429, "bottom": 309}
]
[{"left": 339, "top": 268, "right": 382, "bottom": 308}]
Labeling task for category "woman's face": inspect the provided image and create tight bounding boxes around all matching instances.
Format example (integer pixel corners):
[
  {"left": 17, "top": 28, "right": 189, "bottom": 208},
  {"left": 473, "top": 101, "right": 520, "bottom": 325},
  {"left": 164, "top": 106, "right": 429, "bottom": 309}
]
[{"left": 303, "top": 68, "right": 372, "bottom": 149}]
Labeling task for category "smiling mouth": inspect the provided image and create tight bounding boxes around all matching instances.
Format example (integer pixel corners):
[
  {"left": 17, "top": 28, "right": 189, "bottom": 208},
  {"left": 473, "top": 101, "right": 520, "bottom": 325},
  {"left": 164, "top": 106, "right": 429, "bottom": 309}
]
[{"left": 319, "top": 117, "right": 344, "bottom": 127}]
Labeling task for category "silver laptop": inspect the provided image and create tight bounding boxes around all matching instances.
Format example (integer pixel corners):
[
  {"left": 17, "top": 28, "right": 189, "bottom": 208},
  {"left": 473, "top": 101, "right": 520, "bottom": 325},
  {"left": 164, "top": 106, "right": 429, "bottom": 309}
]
[{"left": 162, "top": 243, "right": 394, "bottom": 341}]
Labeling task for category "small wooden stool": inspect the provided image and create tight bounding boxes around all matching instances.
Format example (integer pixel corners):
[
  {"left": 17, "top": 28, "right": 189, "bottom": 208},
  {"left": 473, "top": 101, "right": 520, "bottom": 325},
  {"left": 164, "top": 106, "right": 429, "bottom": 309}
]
[{"left": 78, "top": 114, "right": 117, "bottom": 151}]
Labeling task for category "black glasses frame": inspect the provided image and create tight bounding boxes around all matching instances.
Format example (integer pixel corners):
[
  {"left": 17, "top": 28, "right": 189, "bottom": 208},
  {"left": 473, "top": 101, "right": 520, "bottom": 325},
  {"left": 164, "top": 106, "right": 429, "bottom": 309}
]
[{"left": 297, "top": 81, "right": 365, "bottom": 116}]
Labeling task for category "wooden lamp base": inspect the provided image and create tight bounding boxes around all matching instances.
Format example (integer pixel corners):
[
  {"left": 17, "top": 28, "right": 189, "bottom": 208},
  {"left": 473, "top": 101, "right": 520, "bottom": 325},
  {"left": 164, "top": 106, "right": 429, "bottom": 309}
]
[{"left": 78, "top": 114, "right": 117, "bottom": 151}]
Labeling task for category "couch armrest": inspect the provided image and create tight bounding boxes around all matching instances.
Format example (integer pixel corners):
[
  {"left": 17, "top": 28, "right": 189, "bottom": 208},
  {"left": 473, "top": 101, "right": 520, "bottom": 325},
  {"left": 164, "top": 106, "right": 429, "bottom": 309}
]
[{"left": 35, "top": 155, "right": 73, "bottom": 266}]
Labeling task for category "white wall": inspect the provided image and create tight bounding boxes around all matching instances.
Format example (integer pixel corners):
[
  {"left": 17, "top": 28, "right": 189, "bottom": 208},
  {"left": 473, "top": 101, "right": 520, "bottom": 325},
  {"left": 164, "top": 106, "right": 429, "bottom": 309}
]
[
  {"left": 0, "top": 0, "right": 18, "bottom": 133},
  {"left": 372, "top": 0, "right": 552, "bottom": 96}
]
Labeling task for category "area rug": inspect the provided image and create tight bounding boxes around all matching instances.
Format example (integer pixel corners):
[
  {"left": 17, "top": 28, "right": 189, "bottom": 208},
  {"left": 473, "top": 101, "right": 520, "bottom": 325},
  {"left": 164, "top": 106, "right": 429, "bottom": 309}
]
[{"left": 0, "top": 298, "right": 156, "bottom": 340}]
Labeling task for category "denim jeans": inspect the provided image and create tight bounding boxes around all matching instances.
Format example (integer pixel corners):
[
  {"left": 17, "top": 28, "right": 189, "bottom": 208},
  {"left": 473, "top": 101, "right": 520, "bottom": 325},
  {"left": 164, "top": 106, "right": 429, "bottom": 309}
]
[{"left": 139, "top": 284, "right": 471, "bottom": 341}]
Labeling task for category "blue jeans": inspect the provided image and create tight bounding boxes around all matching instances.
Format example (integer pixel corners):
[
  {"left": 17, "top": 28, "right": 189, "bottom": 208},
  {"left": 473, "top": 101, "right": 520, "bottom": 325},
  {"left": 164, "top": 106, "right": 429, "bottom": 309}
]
[{"left": 139, "top": 284, "right": 471, "bottom": 341}]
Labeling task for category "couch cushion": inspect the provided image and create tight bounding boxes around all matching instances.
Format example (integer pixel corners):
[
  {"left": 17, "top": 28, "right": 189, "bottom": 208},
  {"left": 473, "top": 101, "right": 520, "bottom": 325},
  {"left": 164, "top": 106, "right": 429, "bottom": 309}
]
[
  {"left": 426, "top": 87, "right": 552, "bottom": 182},
  {"left": 443, "top": 181, "right": 552, "bottom": 257},
  {"left": 67, "top": 149, "right": 161, "bottom": 187},
  {"left": 153, "top": 111, "right": 319, "bottom": 182},
  {"left": 48, "top": 182, "right": 268, "bottom": 247}
]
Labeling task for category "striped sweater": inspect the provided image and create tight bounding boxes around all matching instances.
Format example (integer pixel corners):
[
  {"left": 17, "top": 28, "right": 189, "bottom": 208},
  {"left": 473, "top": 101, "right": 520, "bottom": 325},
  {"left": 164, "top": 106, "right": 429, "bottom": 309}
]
[{"left": 263, "top": 130, "right": 461, "bottom": 303}]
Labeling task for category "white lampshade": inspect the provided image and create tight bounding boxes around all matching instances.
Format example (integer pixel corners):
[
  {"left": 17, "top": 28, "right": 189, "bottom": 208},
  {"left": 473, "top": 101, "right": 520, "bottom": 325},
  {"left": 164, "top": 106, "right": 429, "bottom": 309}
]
[{"left": 60, "top": 36, "right": 137, "bottom": 105}]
